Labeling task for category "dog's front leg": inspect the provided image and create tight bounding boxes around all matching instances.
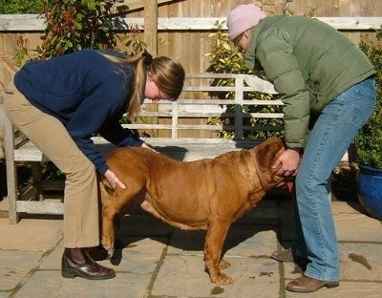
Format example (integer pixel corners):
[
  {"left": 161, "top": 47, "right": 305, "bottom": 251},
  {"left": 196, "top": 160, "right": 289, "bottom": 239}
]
[{"left": 204, "top": 219, "right": 233, "bottom": 285}]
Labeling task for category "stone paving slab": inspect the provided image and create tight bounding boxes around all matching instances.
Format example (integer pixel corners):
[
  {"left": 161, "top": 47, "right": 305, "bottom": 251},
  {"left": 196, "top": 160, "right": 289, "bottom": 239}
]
[
  {"left": 284, "top": 281, "right": 382, "bottom": 298},
  {"left": 4, "top": 237, "right": 166, "bottom": 298},
  {"left": 0, "top": 218, "right": 63, "bottom": 251},
  {"left": 117, "top": 215, "right": 174, "bottom": 237},
  {"left": 0, "top": 250, "right": 42, "bottom": 291},
  {"left": 12, "top": 271, "right": 152, "bottom": 298},
  {"left": 0, "top": 201, "right": 380, "bottom": 297},
  {"left": 167, "top": 225, "right": 278, "bottom": 259},
  {"left": 283, "top": 242, "right": 382, "bottom": 282},
  {"left": 151, "top": 255, "right": 280, "bottom": 298},
  {"left": 279, "top": 200, "right": 382, "bottom": 243},
  {"left": 335, "top": 212, "right": 382, "bottom": 242},
  {"left": 234, "top": 199, "right": 279, "bottom": 225},
  {"left": 341, "top": 243, "right": 382, "bottom": 281},
  {"left": 332, "top": 201, "right": 365, "bottom": 215},
  {"left": 0, "top": 199, "right": 8, "bottom": 212},
  {"left": 224, "top": 226, "right": 278, "bottom": 258},
  {"left": 117, "top": 199, "right": 279, "bottom": 237},
  {"left": 40, "top": 237, "right": 167, "bottom": 274}
]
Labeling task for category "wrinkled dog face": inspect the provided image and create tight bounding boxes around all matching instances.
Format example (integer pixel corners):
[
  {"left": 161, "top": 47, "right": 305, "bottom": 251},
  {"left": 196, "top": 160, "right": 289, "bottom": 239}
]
[{"left": 254, "top": 137, "right": 286, "bottom": 187}]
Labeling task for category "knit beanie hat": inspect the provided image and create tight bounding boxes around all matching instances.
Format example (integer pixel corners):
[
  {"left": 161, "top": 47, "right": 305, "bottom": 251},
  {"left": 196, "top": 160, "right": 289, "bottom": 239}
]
[{"left": 227, "top": 4, "right": 266, "bottom": 40}]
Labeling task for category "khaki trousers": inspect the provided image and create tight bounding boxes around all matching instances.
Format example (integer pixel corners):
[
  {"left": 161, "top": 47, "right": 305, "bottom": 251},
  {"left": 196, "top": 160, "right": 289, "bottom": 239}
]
[{"left": 4, "top": 80, "right": 99, "bottom": 248}]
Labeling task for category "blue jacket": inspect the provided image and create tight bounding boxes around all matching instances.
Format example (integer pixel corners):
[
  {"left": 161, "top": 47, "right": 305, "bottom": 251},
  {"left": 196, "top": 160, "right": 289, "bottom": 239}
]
[{"left": 14, "top": 49, "right": 143, "bottom": 174}]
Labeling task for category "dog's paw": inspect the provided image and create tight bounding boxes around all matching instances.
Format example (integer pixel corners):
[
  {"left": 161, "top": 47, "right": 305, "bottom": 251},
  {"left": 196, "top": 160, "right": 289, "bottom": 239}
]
[
  {"left": 211, "top": 273, "right": 234, "bottom": 285},
  {"left": 101, "top": 243, "right": 114, "bottom": 259},
  {"left": 106, "top": 248, "right": 115, "bottom": 259},
  {"left": 101, "top": 237, "right": 114, "bottom": 255}
]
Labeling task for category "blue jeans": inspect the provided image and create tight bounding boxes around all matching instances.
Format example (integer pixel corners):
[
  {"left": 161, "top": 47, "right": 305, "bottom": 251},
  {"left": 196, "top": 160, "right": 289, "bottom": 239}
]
[{"left": 294, "top": 77, "right": 376, "bottom": 281}]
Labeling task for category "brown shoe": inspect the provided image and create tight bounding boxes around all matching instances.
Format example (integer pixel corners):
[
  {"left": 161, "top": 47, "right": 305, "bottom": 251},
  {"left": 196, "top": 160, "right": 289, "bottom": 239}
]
[
  {"left": 286, "top": 275, "right": 339, "bottom": 293},
  {"left": 62, "top": 248, "right": 116, "bottom": 280},
  {"left": 271, "top": 249, "right": 294, "bottom": 262},
  {"left": 271, "top": 249, "right": 308, "bottom": 271}
]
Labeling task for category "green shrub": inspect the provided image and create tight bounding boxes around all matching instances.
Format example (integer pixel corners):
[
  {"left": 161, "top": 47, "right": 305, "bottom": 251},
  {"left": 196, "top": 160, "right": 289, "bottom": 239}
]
[
  {"left": 355, "top": 35, "right": 382, "bottom": 169},
  {"left": 13, "top": 1, "right": 131, "bottom": 67},
  {"left": 0, "top": 0, "right": 44, "bottom": 14},
  {"left": 37, "top": 0, "right": 129, "bottom": 58},
  {"left": 205, "top": 23, "right": 284, "bottom": 141}
]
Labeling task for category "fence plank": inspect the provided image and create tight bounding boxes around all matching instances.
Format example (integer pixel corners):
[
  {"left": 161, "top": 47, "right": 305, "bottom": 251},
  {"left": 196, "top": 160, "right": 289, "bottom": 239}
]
[
  {"left": 1, "top": 15, "right": 381, "bottom": 31},
  {"left": 139, "top": 111, "right": 284, "bottom": 118},
  {"left": 17, "top": 200, "right": 63, "bottom": 214},
  {"left": 146, "top": 99, "right": 283, "bottom": 105},
  {"left": 144, "top": 0, "right": 158, "bottom": 55},
  {"left": 119, "top": 0, "right": 176, "bottom": 12}
]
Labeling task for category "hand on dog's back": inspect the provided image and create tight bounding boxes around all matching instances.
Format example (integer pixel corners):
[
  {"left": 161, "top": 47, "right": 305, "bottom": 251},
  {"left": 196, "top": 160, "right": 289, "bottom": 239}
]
[{"left": 104, "top": 169, "right": 126, "bottom": 189}]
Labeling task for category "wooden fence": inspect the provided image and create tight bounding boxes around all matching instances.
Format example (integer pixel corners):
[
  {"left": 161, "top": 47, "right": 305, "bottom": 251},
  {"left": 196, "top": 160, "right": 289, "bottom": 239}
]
[{"left": 1, "top": 0, "right": 382, "bottom": 73}]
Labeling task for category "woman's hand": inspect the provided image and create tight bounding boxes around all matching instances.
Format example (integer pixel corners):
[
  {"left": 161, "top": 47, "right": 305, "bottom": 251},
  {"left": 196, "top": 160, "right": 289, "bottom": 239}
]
[
  {"left": 272, "top": 148, "right": 302, "bottom": 176},
  {"left": 104, "top": 169, "right": 126, "bottom": 189},
  {"left": 141, "top": 142, "right": 158, "bottom": 153}
]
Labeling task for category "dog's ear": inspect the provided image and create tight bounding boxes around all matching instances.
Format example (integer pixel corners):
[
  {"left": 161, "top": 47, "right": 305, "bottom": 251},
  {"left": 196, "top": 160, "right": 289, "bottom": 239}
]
[{"left": 254, "top": 137, "right": 285, "bottom": 173}]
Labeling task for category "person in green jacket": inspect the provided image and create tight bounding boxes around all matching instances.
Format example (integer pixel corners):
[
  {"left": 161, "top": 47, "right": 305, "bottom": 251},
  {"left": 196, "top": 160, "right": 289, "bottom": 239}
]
[{"left": 227, "top": 4, "right": 376, "bottom": 293}]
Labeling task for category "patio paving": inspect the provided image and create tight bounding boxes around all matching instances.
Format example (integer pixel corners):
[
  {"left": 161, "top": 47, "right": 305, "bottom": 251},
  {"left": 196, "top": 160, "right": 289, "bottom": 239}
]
[{"left": 0, "top": 196, "right": 381, "bottom": 297}]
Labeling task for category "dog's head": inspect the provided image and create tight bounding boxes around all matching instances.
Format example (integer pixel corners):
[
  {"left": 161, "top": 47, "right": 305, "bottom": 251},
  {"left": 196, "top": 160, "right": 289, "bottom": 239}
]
[{"left": 252, "top": 137, "right": 286, "bottom": 190}]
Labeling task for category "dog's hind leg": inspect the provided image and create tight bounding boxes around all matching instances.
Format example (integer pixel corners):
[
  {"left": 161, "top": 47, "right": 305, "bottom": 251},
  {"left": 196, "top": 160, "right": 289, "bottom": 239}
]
[
  {"left": 204, "top": 219, "right": 233, "bottom": 285},
  {"left": 101, "top": 185, "right": 143, "bottom": 257},
  {"left": 101, "top": 195, "right": 121, "bottom": 257}
]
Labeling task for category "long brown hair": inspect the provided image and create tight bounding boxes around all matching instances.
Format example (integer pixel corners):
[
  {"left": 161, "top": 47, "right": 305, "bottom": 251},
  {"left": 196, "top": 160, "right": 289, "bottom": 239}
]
[{"left": 101, "top": 49, "right": 185, "bottom": 120}]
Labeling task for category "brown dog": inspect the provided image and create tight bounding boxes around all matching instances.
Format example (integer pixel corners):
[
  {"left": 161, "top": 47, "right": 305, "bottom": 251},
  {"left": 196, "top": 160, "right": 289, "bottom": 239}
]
[{"left": 100, "top": 137, "right": 286, "bottom": 285}]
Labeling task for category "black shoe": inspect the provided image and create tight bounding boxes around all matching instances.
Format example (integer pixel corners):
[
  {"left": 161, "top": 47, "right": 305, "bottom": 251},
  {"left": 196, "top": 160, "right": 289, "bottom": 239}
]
[
  {"left": 271, "top": 248, "right": 295, "bottom": 262},
  {"left": 61, "top": 248, "right": 116, "bottom": 280}
]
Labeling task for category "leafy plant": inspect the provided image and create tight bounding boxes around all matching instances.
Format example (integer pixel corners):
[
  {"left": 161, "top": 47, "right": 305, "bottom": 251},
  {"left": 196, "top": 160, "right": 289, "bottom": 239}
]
[
  {"left": 205, "top": 22, "right": 283, "bottom": 141},
  {"left": 37, "top": 0, "right": 129, "bottom": 58},
  {"left": 355, "top": 33, "right": 382, "bottom": 168},
  {"left": 0, "top": 0, "right": 44, "bottom": 14}
]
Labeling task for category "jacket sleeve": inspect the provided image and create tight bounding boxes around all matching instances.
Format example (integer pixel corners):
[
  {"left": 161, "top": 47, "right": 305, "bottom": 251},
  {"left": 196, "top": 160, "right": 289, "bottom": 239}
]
[
  {"left": 250, "top": 28, "right": 310, "bottom": 148},
  {"left": 66, "top": 81, "right": 124, "bottom": 175},
  {"left": 99, "top": 119, "right": 144, "bottom": 147}
]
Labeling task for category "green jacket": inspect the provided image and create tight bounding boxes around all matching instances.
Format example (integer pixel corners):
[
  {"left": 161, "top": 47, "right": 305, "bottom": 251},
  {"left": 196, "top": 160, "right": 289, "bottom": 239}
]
[{"left": 244, "top": 15, "right": 375, "bottom": 148}]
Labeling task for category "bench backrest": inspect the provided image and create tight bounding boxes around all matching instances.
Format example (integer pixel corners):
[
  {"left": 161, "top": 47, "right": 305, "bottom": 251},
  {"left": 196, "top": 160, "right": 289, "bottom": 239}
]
[{"left": 126, "top": 72, "right": 281, "bottom": 144}]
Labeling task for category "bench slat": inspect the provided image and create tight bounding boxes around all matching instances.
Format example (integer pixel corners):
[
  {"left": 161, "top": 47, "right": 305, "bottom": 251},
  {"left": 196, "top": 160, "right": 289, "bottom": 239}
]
[{"left": 17, "top": 200, "right": 63, "bottom": 215}]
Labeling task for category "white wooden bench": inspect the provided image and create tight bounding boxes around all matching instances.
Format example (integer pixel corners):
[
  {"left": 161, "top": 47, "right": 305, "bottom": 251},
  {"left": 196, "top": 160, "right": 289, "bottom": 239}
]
[{"left": 1, "top": 72, "right": 283, "bottom": 223}]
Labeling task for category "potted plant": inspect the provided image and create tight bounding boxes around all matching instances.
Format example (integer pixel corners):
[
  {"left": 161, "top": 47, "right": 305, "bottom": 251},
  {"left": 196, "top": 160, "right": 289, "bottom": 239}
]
[{"left": 355, "top": 34, "right": 382, "bottom": 219}]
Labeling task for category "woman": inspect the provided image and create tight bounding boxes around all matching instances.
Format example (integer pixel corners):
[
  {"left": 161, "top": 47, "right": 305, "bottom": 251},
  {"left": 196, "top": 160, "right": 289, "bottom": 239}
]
[
  {"left": 227, "top": 4, "right": 376, "bottom": 293},
  {"left": 4, "top": 49, "right": 185, "bottom": 280}
]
